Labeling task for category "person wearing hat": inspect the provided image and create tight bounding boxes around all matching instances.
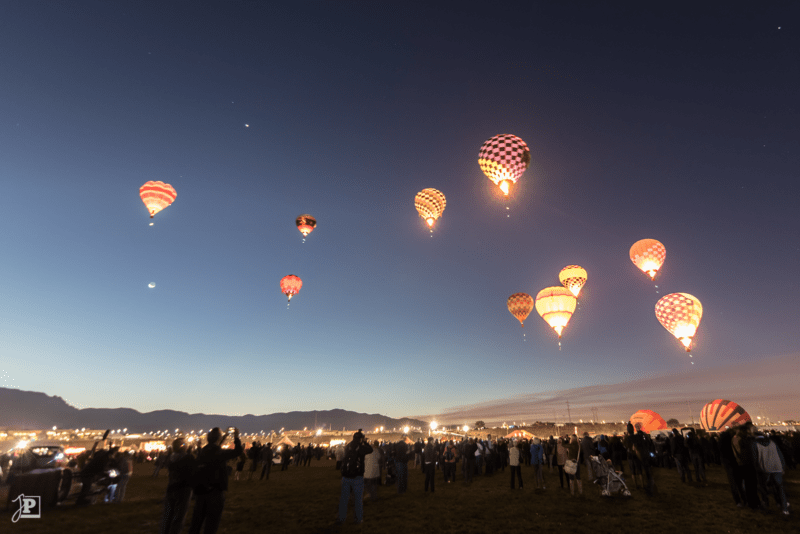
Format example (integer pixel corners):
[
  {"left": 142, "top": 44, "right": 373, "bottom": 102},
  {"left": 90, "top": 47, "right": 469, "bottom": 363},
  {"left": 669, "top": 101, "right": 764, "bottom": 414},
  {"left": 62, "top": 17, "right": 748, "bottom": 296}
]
[
  {"left": 337, "top": 430, "right": 373, "bottom": 525},
  {"left": 187, "top": 427, "right": 242, "bottom": 534}
]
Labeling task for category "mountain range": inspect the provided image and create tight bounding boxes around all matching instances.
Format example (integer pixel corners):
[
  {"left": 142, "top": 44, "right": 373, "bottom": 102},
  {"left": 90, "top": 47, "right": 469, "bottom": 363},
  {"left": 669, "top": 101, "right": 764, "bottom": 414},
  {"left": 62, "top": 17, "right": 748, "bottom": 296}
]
[{"left": 0, "top": 388, "right": 427, "bottom": 433}]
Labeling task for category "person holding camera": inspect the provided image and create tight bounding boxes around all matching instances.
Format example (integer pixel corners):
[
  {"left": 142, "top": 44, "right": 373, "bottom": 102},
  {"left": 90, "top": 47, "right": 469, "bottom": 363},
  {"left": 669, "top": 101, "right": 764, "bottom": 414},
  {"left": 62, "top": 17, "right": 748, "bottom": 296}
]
[
  {"left": 187, "top": 427, "right": 242, "bottom": 534},
  {"left": 337, "top": 429, "right": 373, "bottom": 525}
]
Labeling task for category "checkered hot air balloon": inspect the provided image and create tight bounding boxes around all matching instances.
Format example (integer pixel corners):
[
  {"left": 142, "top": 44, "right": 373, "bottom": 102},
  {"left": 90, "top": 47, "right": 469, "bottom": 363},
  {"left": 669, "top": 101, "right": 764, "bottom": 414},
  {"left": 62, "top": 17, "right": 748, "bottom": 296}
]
[
  {"left": 630, "top": 239, "right": 666, "bottom": 281},
  {"left": 655, "top": 293, "right": 702, "bottom": 352},
  {"left": 507, "top": 293, "right": 534, "bottom": 327},
  {"left": 629, "top": 410, "right": 668, "bottom": 433},
  {"left": 140, "top": 181, "right": 177, "bottom": 218},
  {"left": 700, "top": 399, "right": 751, "bottom": 431},
  {"left": 280, "top": 275, "right": 302, "bottom": 303},
  {"left": 559, "top": 265, "right": 587, "bottom": 298},
  {"left": 535, "top": 287, "right": 577, "bottom": 339},
  {"left": 478, "top": 134, "right": 530, "bottom": 196},
  {"left": 296, "top": 214, "right": 317, "bottom": 237},
  {"left": 414, "top": 189, "right": 446, "bottom": 232}
]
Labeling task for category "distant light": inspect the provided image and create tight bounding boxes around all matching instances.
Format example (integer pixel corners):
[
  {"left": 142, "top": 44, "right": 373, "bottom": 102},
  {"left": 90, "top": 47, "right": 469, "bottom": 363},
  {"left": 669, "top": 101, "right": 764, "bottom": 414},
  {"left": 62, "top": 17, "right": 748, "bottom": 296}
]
[
  {"left": 403, "top": 426, "right": 409, "bottom": 434},
  {"left": 430, "top": 421, "right": 438, "bottom": 430},
  {"left": 148, "top": 282, "right": 156, "bottom": 288},
  {"left": 245, "top": 124, "right": 249, "bottom": 127}
]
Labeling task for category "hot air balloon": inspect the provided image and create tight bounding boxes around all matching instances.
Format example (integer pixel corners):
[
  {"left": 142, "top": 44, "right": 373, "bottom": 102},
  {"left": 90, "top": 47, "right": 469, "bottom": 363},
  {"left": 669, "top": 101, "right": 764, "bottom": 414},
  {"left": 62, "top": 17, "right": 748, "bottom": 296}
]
[
  {"left": 507, "top": 293, "right": 534, "bottom": 327},
  {"left": 629, "top": 410, "right": 668, "bottom": 433},
  {"left": 140, "top": 181, "right": 177, "bottom": 218},
  {"left": 700, "top": 399, "right": 751, "bottom": 431},
  {"left": 535, "top": 287, "right": 577, "bottom": 343},
  {"left": 559, "top": 265, "right": 587, "bottom": 298},
  {"left": 280, "top": 275, "right": 302, "bottom": 304},
  {"left": 630, "top": 239, "right": 666, "bottom": 281},
  {"left": 655, "top": 293, "right": 703, "bottom": 352},
  {"left": 478, "top": 134, "right": 530, "bottom": 196},
  {"left": 296, "top": 214, "right": 317, "bottom": 238},
  {"left": 414, "top": 189, "right": 446, "bottom": 232}
]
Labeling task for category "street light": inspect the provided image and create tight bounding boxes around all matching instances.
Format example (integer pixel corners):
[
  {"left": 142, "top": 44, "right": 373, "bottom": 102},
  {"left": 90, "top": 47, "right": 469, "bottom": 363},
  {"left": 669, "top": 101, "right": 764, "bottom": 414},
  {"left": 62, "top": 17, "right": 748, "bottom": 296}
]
[{"left": 403, "top": 426, "right": 410, "bottom": 434}]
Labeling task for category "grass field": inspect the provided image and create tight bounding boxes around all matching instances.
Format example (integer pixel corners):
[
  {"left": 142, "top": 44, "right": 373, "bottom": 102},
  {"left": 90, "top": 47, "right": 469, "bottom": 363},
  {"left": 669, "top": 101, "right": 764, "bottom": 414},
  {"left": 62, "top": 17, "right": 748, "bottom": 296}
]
[{"left": 2, "top": 458, "right": 797, "bottom": 533}]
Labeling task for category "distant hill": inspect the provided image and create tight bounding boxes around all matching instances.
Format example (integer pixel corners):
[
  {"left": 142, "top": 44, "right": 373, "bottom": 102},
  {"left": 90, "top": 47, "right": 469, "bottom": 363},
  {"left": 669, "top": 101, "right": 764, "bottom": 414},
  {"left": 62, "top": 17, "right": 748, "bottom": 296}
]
[{"left": 0, "top": 388, "right": 427, "bottom": 433}]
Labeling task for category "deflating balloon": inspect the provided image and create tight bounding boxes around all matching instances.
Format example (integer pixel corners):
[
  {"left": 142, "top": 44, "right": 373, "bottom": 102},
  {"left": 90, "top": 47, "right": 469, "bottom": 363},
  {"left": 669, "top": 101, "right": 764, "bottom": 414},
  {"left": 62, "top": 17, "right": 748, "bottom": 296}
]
[
  {"left": 478, "top": 134, "right": 530, "bottom": 196},
  {"left": 140, "top": 181, "right": 177, "bottom": 218}
]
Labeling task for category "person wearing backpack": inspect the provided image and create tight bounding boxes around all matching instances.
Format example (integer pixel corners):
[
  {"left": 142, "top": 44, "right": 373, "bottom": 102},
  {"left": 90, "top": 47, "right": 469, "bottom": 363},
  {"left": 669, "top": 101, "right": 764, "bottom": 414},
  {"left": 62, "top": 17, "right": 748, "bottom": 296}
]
[
  {"left": 337, "top": 430, "right": 373, "bottom": 525},
  {"left": 187, "top": 427, "right": 242, "bottom": 534}
]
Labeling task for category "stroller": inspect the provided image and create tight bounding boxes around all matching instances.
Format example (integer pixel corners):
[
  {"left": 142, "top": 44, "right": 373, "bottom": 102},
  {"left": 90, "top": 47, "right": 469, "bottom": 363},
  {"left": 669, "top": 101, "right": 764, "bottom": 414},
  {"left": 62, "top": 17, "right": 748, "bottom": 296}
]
[{"left": 589, "top": 455, "right": 631, "bottom": 497}]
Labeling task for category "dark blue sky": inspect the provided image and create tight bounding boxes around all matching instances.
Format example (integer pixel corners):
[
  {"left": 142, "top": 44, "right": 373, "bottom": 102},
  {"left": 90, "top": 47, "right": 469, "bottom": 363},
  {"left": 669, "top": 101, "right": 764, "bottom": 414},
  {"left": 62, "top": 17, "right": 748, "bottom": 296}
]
[{"left": 1, "top": 1, "right": 797, "bottom": 420}]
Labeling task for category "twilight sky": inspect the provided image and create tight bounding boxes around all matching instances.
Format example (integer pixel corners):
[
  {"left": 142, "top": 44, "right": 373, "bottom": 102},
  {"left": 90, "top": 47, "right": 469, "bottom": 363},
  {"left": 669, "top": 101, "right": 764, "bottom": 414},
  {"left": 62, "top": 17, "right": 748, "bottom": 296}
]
[{"left": 1, "top": 2, "right": 798, "bottom": 422}]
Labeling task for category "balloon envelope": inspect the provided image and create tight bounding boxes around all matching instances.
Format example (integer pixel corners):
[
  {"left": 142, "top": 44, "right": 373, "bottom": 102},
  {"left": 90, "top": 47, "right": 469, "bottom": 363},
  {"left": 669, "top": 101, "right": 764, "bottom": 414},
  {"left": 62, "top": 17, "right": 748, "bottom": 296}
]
[
  {"left": 296, "top": 214, "right": 316, "bottom": 237},
  {"left": 535, "top": 286, "right": 577, "bottom": 337},
  {"left": 478, "top": 134, "right": 530, "bottom": 195},
  {"left": 507, "top": 293, "right": 534, "bottom": 327},
  {"left": 655, "top": 293, "right": 703, "bottom": 351},
  {"left": 700, "top": 399, "right": 751, "bottom": 431},
  {"left": 280, "top": 275, "right": 302, "bottom": 302},
  {"left": 559, "top": 265, "right": 587, "bottom": 297},
  {"left": 630, "top": 239, "right": 665, "bottom": 280},
  {"left": 414, "top": 188, "right": 446, "bottom": 230},
  {"left": 630, "top": 410, "right": 668, "bottom": 433},
  {"left": 140, "top": 181, "right": 177, "bottom": 218}
]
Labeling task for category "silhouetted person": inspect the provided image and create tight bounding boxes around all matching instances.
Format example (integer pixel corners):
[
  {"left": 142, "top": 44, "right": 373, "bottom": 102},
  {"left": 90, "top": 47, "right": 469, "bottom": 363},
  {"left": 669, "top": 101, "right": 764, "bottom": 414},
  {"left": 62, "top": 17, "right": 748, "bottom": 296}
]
[
  {"left": 161, "top": 438, "right": 196, "bottom": 534},
  {"left": 188, "top": 427, "right": 242, "bottom": 534}
]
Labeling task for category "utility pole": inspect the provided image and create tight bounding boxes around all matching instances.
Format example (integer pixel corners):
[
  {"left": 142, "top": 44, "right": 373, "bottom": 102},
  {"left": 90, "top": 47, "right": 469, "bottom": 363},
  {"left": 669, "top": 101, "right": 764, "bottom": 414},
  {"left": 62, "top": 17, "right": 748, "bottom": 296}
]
[
  {"left": 686, "top": 400, "right": 694, "bottom": 426},
  {"left": 567, "top": 401, "right": 572, "bottom": 423}
]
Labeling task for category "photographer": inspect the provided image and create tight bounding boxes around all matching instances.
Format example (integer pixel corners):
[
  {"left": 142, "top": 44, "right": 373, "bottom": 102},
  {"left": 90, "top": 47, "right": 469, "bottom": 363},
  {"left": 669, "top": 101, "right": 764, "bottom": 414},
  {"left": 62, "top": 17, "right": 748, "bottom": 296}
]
[
  {"left": 336, "top": 429, "right": 373, "bottom": 525},
  {"left": 187, "top": 427, "right": 243, "bottom": 534}
]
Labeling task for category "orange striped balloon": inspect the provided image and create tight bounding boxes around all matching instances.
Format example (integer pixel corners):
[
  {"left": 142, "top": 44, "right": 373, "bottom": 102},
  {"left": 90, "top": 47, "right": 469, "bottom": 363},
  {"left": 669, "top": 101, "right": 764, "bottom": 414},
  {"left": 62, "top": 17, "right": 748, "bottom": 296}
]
[
  {"left": 507, "top": 293, "right": 534, "bottom": 327},
  {"left": 296, "top": 214, "right": 317, "bottom": 237},
  {"left": 139, "top": 181, "right": 177, "bottom": 218},
  {"left": 700, "top": 399, "right": 751, "bottom": 431}
]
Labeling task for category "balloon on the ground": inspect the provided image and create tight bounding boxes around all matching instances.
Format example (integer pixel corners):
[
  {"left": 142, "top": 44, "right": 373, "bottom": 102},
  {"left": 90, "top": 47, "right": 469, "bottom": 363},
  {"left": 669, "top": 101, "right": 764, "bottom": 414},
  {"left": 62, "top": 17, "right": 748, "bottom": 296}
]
[
  {"left": 280, "top": 275, "right": 302, "bottom": 303},
  {"left": 535, "top": 286, "right": 577, "bottom": 338},
  {"left": 296, "top": 214, "right": 317, "bottom": 237},
  {"left": 630, "top": 239, "right": 665, "bottom": 280},
  {"left": 139, "top": 181, "right": 177, "bottom": 218},
  {"left": 507, "top": 293, "right": 534, "bottom": 327},
  {"left": 630, "top": 410, "right": 668, "bottom": 433},
  {"left": 655, "top": 293, "right": 703, "bottom": 352},
  {"left": 700, "top": 399, "right": 752, "bottom": 431},
  {"left": 478, "top": 134, "right": 530, "bottom": 196},
  {"left": 414, "top": 188, "right": 446, "bottom": 231},
  {"left": 559, "top": 265, "right": 587, "bottom": 298}
]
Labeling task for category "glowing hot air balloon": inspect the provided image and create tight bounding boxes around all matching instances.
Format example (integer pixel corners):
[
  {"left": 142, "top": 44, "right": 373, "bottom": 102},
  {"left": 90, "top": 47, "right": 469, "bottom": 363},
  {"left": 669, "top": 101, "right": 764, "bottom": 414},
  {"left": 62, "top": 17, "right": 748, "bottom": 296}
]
[
  {"left": 414, "top": 189, "right": 446, "bottom": 232},
  {"left": 559, "top": 265, "right": 587, "bottom": 298},
  {"left": 296, "top": 214, "right": 317, "bottom": 237},
  {"left": 700, "top": 399, "right": 751, "bottom": 431},
  {"left": 630, "top": 239, "right": 666, "bottom": 281},
  {"left": 280, "top": 275, "right": 302, "bottom": 304},
  {"left": 478, "top": 134, "right": 530, "bottom": 196},
  {"left": 140, "top": 181, "right": 177, "bottom": 218},
  {"left": 535, "top": 287, "right": 577, "bottom": 343},
  {"left": 629, "top": 410, "right": 667, "bottom": 433},
  {"left": 655, "top": 293, "right": 702, "bottom": 352},
  {"left": 507, "top": 293, "right": 534, "bottom": 327}
]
